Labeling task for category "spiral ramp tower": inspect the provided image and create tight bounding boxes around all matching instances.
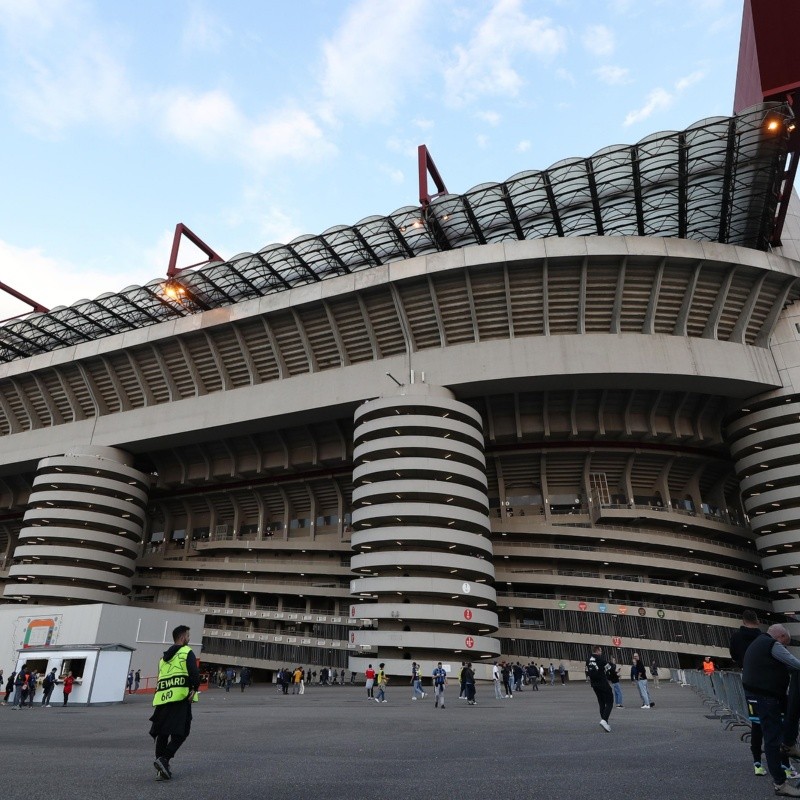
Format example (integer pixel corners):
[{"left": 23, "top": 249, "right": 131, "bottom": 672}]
[
  {"left": 348, "top": 382, "right": 500, "bottom": 675},
  {"left": 3, "top": 446, "right": 150, "bottom": 605}
]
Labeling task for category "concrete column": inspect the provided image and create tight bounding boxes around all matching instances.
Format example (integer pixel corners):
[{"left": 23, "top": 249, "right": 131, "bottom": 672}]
[
  {"left": 3, "top": 445, "right": 150, "bottom": 605},
  {"left": 349, "top": 382, "right": 500, "bottom": 675}
]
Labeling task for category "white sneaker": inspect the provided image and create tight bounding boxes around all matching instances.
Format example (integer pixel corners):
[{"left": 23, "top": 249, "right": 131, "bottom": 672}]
[
  {"left": 421, "top": 693, "right": 426, "bottom": 699},
  {"left": 641, "top": 704, "right": 650, "bottom": 709},
  {"left": 412, "top": 697, "right": 417, "bottom": 701},
  {"left": 775, "top": 781, "right": 800, "bottom": 797},
  {"left": 599, "top": 720, "right": 611, "bottom": 732}
]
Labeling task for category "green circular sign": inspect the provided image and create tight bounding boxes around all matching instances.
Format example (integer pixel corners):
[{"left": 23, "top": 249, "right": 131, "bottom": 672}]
[
  {"left": 656, "top": 609, "right": 665, "bottom": 619},
  {"left": 558, "top": 600, "right": 567, "bottom": 609}
]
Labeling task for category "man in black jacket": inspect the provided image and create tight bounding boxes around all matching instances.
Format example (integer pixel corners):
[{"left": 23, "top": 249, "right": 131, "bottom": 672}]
[
  {"left": 742, "top": 624, "right": 800, "bottom": 796},
  {"left": 586, "top": 645, "right": 616, "bottom": 732},
  {"left": 731, "top": 610, "right": 769, "bottom": 775}
]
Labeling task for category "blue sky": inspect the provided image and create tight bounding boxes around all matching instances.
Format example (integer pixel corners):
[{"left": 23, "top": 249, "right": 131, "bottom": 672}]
[{"left": 0, "top": 0, "right": 744, "bottom": 318}]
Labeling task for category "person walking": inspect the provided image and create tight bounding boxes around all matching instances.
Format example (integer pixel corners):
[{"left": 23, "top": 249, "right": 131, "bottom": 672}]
[
  {"left": 732, "top": 610, "right": 800, "bottom": 780},
  {"left": 410, "top": 662, "right": 425, "bottom": 701},
  {"left": 41, "top": 668, "right": 58, "bottom": 707},
  {"left": 432, "top": 662, "right": 447, "bottom": 709},
  {"left": 2, "top": 670, "right": 14, "bottom": 705},
  {"left": 742, "top": 624, "right": 800, "bottom": 796},
  {"left": 609, "top": 657, "right": 624, "bottom": 708},
  {"left": 375, "top": 663, "right": 388, "bottom": 703},
  {"left": 586, "top": 645, "right": 616, "bottom": 732},
  {"left": 62, "top": 672, "right": 74, "bottom": 706},
  {"left": 240, "top": 666, "right": 251, "bottom": 692},
  {"left": 631, "top": 654, "right": 653, "bottom": 708},
  {"left": 365, "top": 664, "right": 375, "bottom": 699},
  {"left": 650, "top": 660, "right": 660, "bottom": 689},
  {"left": 11, "top": 666, "right": 27, "bottom": 709},
  {"left": 549, "top": 663, "right": 555, "bottom": 686},
  {"left": 149, "top": 624, "right": 200, "bottom": 781},
  {"left": 558, "top": 662, "right": 566, "bottom": 685},
  {"left": 134, "top": 669, "right": 141, "bottom": 692},
  {"left": 501, "top": 662, "right": 513, "bottom": 698}
]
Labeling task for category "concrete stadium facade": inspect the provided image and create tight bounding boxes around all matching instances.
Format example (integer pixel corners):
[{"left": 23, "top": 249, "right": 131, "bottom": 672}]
[{"left": 2, "top": 104, "right": 800, "bottom": 675}]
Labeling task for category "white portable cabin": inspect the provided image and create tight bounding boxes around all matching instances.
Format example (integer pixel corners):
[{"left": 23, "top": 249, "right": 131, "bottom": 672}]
[{"left": 15, "top": 643, "right": 134, "bottom": 705}]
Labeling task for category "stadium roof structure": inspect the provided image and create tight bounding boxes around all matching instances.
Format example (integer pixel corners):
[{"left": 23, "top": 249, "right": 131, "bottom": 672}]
[{"left": 0, "top": 101, "right": 794, "bottom": 366}]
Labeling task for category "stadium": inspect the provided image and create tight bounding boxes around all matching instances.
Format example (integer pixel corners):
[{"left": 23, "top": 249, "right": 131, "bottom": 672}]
[{"left": 1, "top": 1, "right": 800, "bottom": 677}]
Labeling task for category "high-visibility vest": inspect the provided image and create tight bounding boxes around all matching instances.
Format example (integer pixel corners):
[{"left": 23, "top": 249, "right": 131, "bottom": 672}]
[
  {"left": 152, "top": 646, "right": 197, "bottom": 706},
  {"left": 703, "top": 660, "right": 715, "bottom": 674}
]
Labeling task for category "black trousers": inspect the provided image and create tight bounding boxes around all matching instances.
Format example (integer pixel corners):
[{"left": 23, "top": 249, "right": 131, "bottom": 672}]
[
  {"left": 155, "top": 734, "right": 187, "bottom": 760},
  {"left": 592, "top": 684, "right": 614, "bottom": 722}
]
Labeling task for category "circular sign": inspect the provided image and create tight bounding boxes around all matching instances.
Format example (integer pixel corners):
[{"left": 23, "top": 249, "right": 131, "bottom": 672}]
[
  {"left": 612, "top": 636, "right": 622, "bottom": 647},
  {"left": 464, "top": 609, "right": 473, "bottom": 620},
  {"left": 558, "top": 600, "right": 567, "bottom": 609},
  {"left": 637, "top": 607, "right": 646, "bottom": 617},
  {"left": 462, "top": 582, "right": 471, "bottom": 594},
  {"left": 578, "top": 601, "right": 588, "bottom": 612},
  {"left": 465, "top": 636, "right": 475, "bottom": 648},
  {"left": 350, "top": 632, "right": 355, "bottom": 643},
  {"left": 598, "top": 604, "right": 607, "bottom": 613},
  {"left": 350, "top": 606, "right": 356, "bottom": 617},
  {"left": 618, "top": 605, "right": 628, "bottom": 614},
  {"left": 656, "top": 609, "right": 666, "bottom": 619}
]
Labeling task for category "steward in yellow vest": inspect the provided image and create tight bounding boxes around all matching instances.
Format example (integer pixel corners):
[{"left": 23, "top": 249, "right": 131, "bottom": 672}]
[{"left": 148, "top": 625, "right": 200, "bottom": 781}]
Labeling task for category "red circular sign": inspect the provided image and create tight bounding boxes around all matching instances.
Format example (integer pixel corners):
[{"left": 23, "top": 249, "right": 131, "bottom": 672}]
[
  {"left": 612, "top": 636, "right": 622, "bottom": 647},
  {"left": 618, "top": 605, "right": 628, "bottom": 614},
  {"left": 464, "top": 609, "right": 473, "bottom": 620},
  {"left": 465, "top": 636, "right": 475, "bottom": 648},
  {"left": 578, "top": 601, "right": 588, "bottom": 611}
]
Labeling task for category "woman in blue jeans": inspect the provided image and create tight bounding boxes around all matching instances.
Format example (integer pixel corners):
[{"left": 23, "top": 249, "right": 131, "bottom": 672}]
[{"left": 610, "top": 658, "right": 624, "bottom": 707}]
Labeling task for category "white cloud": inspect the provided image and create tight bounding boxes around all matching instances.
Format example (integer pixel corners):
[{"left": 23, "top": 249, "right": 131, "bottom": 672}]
[
  {"left": 623, "top": 70, "right": 707, "bottom": 127},
  {"left": 318, "top": 0, "right": 430, "bottom": 123},
  {"left": 155, "top": 90, "right": 335, "bottom": 168},
  {"left": 476, "top": 134, "right": 490, "bottom": 149},
  {"left": 443, "top": 0, "right": 566, "bottom": 106},
  {"left": 476, "top": 110, "right": 501, "bottom": 126},
  {"left": 181, "top": 5, "right": 230, "bottom": 53},
  {"left": 582, "top": 24, "right": 615, "bottom": 57},
  {"left": 386, "top": 136, "right": 419, "bottom": 160},
  {"left": 675, "top": 70, "right": 705, "bottom": 92},
  {"left": 594, "top": 65, "right": 632, "bottom": 86},
  {"left": 379, "top": 165, "right": 405, "bottom": 184},
  {"left": 3, "top": 18, "right": 139, "bottom": 137},
  {"left": 623, "top": 88, "right": 673, "bottom": 126},
  {"left": 413, "top": 118, "right": 435, "bottom": 130},
  {"left": 0, "top": 238, "right": 156, "bottom": 319},
  {"left": 516, "top": 139, "right": 531, "bottom": 153}
]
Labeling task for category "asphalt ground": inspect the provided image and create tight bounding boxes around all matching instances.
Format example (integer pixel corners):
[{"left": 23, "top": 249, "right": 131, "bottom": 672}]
[{"left": 0, "top": 679, "right": 780, "bottom": 800}]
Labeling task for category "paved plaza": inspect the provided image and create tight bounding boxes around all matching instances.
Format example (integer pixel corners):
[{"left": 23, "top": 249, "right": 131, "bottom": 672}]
[{"left": 1, "top": 679, "right": 776, "bottom": 800}]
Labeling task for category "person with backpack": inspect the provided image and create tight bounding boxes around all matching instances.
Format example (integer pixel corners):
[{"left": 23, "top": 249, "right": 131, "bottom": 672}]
[
  {"left": 11, "top": 665, "right": 27, "bottom": 709},
  {"left": 41, "top": 668, "right": 58, "bottom": 707},
  {"left": 26, "top": 670, "right": 38, "bottom": 706}
]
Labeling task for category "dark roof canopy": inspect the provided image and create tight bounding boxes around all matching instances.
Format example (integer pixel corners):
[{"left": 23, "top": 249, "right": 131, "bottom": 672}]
[{"left": 0, "top": 102, "right": 792, "bottom": 365}]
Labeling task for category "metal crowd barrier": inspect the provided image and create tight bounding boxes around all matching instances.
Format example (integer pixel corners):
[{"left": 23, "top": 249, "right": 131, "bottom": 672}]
[{"left": 670, "top": 669, "right": 751, "bottom": 739}]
